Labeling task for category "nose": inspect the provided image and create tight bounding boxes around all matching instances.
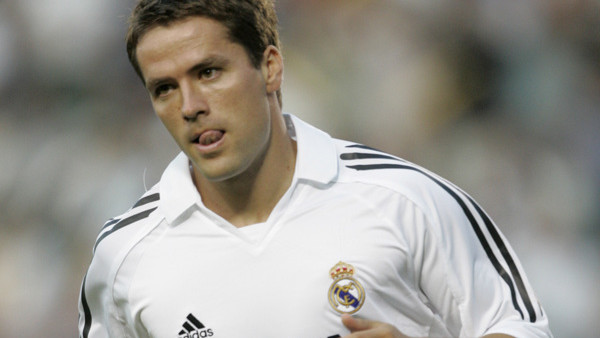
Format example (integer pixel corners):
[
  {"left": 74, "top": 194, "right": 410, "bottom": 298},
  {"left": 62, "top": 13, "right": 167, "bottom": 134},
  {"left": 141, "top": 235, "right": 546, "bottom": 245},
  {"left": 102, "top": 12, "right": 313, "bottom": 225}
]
[{"left": 180, "top": 82, "right": 207, "bottom": 122}]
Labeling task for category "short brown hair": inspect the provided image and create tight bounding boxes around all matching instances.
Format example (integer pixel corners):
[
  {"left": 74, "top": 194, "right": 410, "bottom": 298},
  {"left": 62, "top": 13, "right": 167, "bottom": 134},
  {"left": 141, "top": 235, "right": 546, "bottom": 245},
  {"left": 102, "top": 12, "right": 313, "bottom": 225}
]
[{"left": 126, "top": 0, "right": 282, "bottom": 104}]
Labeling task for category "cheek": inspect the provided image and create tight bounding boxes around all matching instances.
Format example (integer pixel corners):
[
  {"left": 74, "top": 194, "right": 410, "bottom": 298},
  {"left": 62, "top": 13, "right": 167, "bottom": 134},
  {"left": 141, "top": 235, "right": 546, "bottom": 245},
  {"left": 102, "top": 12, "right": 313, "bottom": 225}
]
[
  {"left": 216, "top": 71, "right": 266, "bottom": 109},
  {"left": 228, "top": 87, "right": 270, "bottom": 125},
  {"left": 153, "top": 104, "right": 183, "bottom": 137}
]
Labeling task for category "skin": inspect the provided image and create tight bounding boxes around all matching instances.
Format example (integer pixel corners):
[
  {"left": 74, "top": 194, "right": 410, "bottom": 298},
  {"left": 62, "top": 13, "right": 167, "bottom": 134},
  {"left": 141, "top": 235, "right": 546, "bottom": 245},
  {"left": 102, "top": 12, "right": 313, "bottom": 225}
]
[
  {"left": 135, "top": 15, "right": 516, "bottom": 338},
  {"left": 341, "top": 315, "right": 514, "bottom": 338},
  {"left": 136, "top": 16, "right": 295, "bottom": 227}
]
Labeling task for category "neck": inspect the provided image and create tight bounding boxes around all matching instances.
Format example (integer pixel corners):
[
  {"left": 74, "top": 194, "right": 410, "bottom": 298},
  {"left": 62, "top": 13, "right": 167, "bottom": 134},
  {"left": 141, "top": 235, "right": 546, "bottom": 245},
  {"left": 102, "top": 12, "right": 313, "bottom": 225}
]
[{"left": 192, "top": 112, "right": 297, "bottom": 227}]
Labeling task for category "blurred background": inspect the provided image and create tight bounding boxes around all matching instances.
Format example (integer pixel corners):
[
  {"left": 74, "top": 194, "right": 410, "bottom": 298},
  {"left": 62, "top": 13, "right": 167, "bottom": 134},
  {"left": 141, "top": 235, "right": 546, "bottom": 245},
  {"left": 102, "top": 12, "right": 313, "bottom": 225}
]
[{"left": 0, "top": 0, "right": 598, "bottom": 336}]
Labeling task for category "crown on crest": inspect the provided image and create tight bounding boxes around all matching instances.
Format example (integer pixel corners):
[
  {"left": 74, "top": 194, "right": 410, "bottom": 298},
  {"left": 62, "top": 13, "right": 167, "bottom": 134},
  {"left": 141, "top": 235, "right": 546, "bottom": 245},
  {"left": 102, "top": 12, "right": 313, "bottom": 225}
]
[{"left": 329, "top": 261, "right": 355, "bottom": 280}]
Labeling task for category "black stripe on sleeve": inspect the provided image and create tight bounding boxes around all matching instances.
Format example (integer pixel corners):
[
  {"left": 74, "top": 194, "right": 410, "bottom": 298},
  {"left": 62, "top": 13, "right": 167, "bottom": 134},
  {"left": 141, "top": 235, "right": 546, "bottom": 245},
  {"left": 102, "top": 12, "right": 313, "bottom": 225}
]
[
  {"left": 100, "top": 218, "right": 120, "bottom": 231},
  {"left": 132, "top": 192, "right": 160, "bottom": 208},
  {"left": 80, "top": 275, "right": 91, "bottom": 338},
  {"left": 93, "top": 207, "right": 158, "bottom": 252},
  {"left": 340, "top": 152, "right": 402, "bottom": 162},
  {"left": 467, "top": 195, "right": 536, "bottom": 322},
  {"left": 343, "top": 155, "right": 536, "bottom": 322},
  {"left": 346, "top": 144, "right": 384, "bottom": 152},
  {"left": 98, "top": 193, "right": 158, "bottom": 232}
]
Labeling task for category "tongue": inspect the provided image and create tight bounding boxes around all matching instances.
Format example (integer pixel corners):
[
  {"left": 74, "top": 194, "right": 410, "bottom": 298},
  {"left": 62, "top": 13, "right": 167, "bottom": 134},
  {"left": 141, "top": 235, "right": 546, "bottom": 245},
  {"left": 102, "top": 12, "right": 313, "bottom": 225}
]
[{"left": 199, "top": 130, "right": 224, "bottom": 146}]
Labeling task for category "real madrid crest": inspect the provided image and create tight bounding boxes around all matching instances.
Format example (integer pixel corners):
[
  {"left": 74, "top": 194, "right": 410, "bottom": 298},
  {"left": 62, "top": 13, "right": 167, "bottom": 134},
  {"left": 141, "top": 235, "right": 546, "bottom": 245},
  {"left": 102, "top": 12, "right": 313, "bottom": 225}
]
[{"left": 328, "top": 261, "right": 366, "bottom": 314}]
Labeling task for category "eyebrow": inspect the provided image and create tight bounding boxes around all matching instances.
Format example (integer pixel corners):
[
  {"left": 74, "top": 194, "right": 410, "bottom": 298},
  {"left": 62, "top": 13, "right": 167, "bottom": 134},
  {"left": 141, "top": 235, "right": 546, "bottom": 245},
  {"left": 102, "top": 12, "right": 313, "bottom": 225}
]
[{"left": 145, "top": 55, "right": 229, "bottom": 91}]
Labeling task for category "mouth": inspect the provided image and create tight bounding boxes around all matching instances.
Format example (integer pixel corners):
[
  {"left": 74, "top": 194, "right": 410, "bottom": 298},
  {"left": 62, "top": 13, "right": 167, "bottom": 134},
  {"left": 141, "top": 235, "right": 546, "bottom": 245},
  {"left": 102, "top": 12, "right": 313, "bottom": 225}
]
[{"left": 193, "top": 129, "right": 225, "bottom": 147}]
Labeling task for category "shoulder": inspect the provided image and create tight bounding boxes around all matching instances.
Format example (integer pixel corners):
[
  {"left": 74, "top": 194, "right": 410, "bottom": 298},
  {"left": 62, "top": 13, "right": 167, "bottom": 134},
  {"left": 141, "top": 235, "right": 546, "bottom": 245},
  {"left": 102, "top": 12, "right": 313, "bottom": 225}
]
[
  {"left": 79, "top": 183, "right": 164, "bottom": 336},
  {"left": 93, "top": 182, "right": 163, "bottom": 255},
  {"left": 333, "top": 140, "right": 465, "bottom": 216},
  {"left": 82, "top": 182, "right": 164, "bottom": 308},
  {"left": 335, "top": 141, "right": 438, "bottom": 186},
  {"left": 85, "top": 183, "right": 164, "bottom": 282},
  {"left": 331, "top": 140, "right": 492, "bottom": 248}
]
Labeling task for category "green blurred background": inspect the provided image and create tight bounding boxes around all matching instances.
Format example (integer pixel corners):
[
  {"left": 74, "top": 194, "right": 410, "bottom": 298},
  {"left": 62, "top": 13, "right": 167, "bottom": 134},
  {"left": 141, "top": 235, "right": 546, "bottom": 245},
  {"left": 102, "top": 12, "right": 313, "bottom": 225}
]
[{"left": 0, "top": 0, "right": 598, "bottom": 336}]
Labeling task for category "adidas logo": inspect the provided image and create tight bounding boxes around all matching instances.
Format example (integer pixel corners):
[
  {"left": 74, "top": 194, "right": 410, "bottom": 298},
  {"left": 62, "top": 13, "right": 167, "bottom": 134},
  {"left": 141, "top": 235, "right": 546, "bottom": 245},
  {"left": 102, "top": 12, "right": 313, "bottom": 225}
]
[{"left": 178, "top": 313, "right": 214, "bottom": 338}]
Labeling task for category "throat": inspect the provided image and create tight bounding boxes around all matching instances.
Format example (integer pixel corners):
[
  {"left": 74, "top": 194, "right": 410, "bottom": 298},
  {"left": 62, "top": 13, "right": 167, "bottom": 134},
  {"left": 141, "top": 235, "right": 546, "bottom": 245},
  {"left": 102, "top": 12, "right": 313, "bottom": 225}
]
[
  {"left": 191, "top": 160, "right": 292, "bottom": 228},
  {"left": 203, "top": 182, "right": 280, "bottom": 227}
]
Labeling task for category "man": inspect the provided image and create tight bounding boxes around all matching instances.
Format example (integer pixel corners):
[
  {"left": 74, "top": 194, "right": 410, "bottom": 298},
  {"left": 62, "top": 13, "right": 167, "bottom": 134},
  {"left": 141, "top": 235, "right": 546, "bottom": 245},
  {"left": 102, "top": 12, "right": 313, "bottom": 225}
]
[{"left": 79, "top": 1, "right": 552, "bottom": 337}]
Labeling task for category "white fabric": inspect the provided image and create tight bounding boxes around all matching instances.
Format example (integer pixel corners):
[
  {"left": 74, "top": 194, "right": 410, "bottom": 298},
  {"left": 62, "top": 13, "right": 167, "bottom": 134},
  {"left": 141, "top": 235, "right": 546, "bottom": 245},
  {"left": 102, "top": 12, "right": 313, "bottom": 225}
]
[{"left": 79, "top": 114, "right": 552, "bottom": 338}]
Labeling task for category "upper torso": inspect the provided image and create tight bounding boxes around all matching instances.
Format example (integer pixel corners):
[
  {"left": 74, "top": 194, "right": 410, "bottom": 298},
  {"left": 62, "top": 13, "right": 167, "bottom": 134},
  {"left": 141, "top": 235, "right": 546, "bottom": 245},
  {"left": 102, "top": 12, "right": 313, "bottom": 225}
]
[{"left": 79, "top": 115, "right": 550, "bottom": 338}]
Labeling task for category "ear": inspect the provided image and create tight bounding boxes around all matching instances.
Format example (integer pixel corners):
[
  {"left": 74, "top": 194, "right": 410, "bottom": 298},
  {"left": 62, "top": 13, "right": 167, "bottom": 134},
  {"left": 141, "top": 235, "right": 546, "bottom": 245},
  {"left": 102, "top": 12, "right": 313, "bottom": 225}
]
[{"left": 261, "top": 45, "right": 283, "bottom": 94}]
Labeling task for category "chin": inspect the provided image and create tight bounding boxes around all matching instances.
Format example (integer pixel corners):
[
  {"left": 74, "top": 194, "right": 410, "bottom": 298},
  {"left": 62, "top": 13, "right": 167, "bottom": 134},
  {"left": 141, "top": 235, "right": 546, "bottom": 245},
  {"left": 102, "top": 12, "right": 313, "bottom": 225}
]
[
  {"left": 189, "top": 148, "right": 263, "bottom": 184},
  {"left": 192, "top": 160, "right": 247, "bottom": 183}
]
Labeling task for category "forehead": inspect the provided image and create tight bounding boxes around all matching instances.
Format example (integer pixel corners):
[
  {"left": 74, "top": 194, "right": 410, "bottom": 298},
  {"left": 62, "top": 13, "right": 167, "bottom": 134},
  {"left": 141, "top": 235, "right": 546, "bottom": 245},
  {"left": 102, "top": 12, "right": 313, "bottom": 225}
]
[
  {"left": 136, "top": 16, "right": 244, "bottom": 82},
  {"left": 137, "top": 16, "right": 231, "bottom": 57}
]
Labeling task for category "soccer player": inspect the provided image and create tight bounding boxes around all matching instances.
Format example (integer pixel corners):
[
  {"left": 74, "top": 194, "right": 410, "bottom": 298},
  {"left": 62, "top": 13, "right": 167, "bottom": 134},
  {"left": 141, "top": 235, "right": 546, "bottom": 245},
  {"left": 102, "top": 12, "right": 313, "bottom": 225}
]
[{"left": 78, "top": 1, "right": 553, "bottom": 337}]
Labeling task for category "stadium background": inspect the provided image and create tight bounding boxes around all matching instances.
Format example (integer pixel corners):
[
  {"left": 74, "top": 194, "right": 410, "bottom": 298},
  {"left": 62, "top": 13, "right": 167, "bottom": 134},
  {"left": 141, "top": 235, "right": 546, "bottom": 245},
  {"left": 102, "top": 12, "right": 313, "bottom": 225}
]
[{"left": 0, "top": 0, "right": 598, "bottom": 336}]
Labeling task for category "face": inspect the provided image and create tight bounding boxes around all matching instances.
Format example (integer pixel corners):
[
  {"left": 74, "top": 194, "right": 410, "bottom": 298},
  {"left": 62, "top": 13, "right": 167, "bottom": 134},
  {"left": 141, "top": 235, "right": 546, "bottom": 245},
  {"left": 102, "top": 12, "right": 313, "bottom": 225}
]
[{"left": 136, "top": 16, "right": 282, "bottom": 183}]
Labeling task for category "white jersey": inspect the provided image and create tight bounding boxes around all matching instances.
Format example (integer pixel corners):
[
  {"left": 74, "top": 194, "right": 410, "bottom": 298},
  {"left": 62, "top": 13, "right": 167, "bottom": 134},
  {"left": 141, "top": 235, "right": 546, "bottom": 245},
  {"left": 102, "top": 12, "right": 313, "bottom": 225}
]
[{"left": 79, "top": 114, "right": 552, "bottom": 338}]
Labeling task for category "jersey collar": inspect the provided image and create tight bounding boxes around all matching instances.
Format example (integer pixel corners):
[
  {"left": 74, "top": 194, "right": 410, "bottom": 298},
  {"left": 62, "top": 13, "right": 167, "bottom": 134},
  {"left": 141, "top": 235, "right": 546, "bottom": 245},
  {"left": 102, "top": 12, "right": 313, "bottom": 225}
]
[
  {"left": 159, "top": 151, "right": 201, "bottom": 224},
  {"left": 285, "top": 114, "right": 338, "bottom": 185},
  {"left": 159, "top": 114, "right": 339, "bottom": 224}
]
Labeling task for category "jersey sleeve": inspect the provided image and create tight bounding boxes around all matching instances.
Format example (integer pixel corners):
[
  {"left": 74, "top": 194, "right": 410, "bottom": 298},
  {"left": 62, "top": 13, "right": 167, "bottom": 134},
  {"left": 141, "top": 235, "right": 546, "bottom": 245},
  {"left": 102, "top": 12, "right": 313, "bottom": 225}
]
[
  {"left": 402, "top": 171, "right": 552, "bottom": 337},
  {"left": 78, "top": 264, "right": 112, "bottom": 337},
  {"left": 78, "top": 218, "right": 128, "bottom": 338},
  {"left": 78, "top": 185, "right": 161, "bottom": 337}
]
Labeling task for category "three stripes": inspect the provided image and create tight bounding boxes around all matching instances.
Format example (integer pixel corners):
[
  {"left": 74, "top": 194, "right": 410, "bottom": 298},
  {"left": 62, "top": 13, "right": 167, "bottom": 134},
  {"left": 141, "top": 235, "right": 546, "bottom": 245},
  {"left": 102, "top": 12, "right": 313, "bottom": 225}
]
[{"left": 342, "top": 144, "right": 537, "bottom": 323}]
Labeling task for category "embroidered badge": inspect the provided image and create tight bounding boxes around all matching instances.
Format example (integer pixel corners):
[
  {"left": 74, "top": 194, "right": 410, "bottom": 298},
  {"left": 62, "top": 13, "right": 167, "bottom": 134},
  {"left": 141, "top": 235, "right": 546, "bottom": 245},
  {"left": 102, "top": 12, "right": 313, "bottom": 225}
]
[{"left": 328, "top": 261, "right": 365, "bottom": 314}]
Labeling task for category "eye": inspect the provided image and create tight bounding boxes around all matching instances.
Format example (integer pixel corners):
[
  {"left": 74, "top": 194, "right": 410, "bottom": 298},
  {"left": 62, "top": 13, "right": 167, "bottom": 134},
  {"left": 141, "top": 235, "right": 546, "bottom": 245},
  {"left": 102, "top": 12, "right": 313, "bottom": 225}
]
[
  {"left": 153, "top": 84, "right": 174, "bottom": 98},
  {"left": 200, "top": 67, "right": 220, "bottom": 80}
]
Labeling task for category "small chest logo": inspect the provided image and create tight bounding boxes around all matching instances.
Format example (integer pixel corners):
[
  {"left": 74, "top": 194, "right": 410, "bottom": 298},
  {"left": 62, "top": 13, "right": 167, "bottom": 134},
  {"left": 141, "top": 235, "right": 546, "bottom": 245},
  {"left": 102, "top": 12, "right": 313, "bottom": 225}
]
[
  {"left": 178, "top": 313, "right": 214, "bottom": 338},
  {"left": 328, "top": 261, "right": 365, "bottom": 314}
]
